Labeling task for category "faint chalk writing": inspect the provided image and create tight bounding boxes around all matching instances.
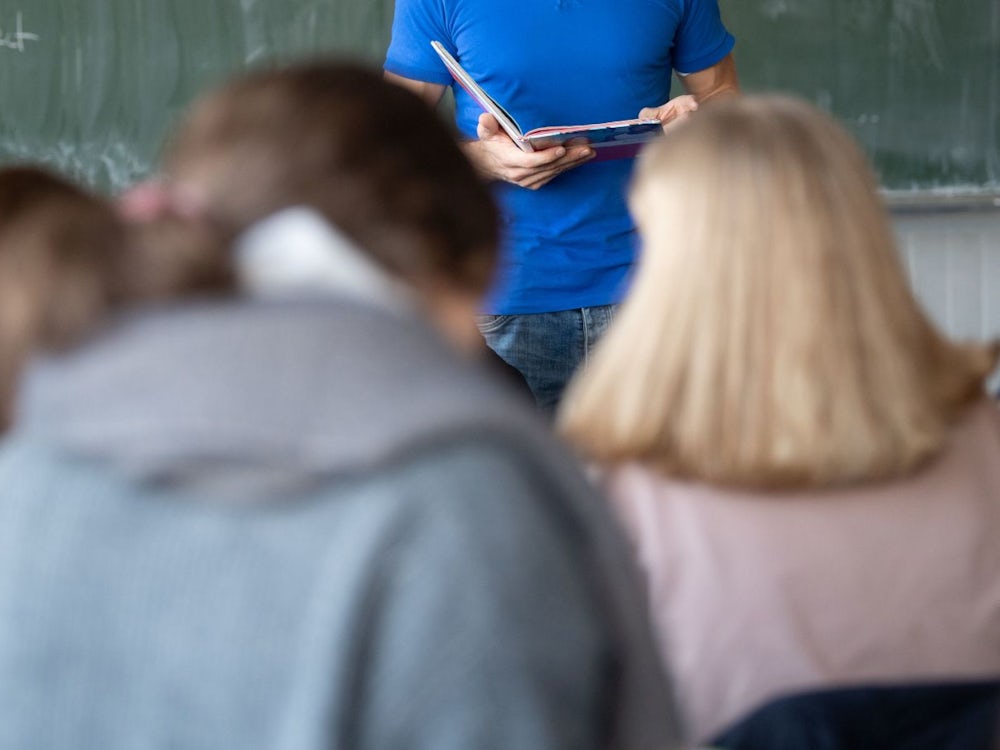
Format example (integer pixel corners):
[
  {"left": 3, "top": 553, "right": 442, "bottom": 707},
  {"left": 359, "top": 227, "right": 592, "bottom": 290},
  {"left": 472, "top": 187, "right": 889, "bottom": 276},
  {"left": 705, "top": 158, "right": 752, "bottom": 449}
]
[
  {"left": 761, "top": 0, "right": 789, "bottom": 20},
  {"left": 889, "top": 0, "right": 944, "bottom": 72},
  {"left": 0, "top": 13, "right": 39, "bottom": 52}
]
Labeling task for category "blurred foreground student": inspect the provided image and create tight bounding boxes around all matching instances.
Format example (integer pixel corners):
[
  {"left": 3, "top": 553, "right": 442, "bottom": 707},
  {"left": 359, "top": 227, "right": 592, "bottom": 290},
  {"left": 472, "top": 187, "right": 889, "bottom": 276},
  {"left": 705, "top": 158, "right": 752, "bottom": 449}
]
[
  {"left": 0, "top": 63, "right": 679, "bottom": 749},
  {"left": 558, "top": 95, "right": 1000, "bottom": 744},
  {"left": 0, "top": 167, "right": 129, "bottom": 434}
]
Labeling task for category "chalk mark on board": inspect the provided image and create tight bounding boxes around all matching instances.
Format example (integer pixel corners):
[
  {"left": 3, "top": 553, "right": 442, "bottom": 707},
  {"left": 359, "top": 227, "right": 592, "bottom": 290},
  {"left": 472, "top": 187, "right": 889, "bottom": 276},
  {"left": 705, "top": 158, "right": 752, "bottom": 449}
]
[
  {"left": 889, "top": 0, "right": 944, "bottom": 72},
  {"left": 0, "top": 13, "right": 40, "bottom": 53}
]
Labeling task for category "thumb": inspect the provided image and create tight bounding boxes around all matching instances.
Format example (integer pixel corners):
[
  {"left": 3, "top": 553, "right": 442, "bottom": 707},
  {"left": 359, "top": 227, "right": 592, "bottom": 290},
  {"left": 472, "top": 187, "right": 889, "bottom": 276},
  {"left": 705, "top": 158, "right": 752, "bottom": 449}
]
[
  {"left": 638, "top": 106, "right": 662, "bottom": 121},
  {"left": 477, "top": 112, "right": 502, "bottom": 140}
]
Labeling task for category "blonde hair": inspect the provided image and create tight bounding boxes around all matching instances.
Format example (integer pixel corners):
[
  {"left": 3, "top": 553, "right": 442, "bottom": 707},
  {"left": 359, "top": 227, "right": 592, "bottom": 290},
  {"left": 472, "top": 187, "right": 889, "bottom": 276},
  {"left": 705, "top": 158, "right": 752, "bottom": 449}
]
[{"left": 558, "top": 95, "right": 997, "bottom": 490}]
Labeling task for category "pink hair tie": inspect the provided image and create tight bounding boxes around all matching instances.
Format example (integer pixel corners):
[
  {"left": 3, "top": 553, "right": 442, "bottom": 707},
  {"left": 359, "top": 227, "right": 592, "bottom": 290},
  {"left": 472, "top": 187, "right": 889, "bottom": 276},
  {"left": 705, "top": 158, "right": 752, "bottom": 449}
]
[{"left": 117, "top": 180, "right": 209, "bottom": 224}]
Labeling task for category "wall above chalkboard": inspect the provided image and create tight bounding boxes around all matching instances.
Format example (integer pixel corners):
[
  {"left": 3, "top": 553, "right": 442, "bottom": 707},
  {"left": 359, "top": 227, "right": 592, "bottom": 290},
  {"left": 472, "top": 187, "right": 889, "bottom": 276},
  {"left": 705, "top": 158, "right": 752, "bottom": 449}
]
[
  {"left": 719, "top": 0, "right": 1000, "bottom": 197},
  {"left": 0, "top": 1, "right": 393, "bottom": 193}
]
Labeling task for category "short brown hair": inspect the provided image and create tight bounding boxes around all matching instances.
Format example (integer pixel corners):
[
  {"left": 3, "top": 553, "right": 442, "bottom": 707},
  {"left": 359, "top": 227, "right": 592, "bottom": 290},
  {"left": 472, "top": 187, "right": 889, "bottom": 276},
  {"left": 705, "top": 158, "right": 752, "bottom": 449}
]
[
  {"left": 0, "top": 167, "right": 126, "bottom": 431},
  {"left": 558, "top": 95, "right": 998, "bottom": 490},
  {"left": 162, "top": 61, "right": 499, "bottom": 294}
]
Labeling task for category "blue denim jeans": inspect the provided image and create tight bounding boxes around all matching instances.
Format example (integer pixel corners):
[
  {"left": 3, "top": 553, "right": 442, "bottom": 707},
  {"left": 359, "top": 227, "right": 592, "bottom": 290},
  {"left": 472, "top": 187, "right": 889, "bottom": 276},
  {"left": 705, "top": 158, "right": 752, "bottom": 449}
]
[{"left": 476, "top": 305, "right": 618, "bottom": 414}]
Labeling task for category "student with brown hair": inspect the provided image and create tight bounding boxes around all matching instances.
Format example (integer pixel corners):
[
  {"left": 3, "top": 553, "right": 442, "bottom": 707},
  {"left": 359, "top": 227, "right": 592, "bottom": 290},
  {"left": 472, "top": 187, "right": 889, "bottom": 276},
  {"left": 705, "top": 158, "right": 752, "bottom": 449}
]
[
  {"left": 558, "top": 95, "right": 1000, "bottom": 744},
  {"left": 0, "top": 166, "right": 128, "bottom": 433},
  {"left": 147, "top": 62, "right": 530, "bottom": 394},
  {"left": 0, "top": 62, "right": 678, "bottom": 749},
  {"left": 0, "top": 163, "right": 235, "bottom": 436}
]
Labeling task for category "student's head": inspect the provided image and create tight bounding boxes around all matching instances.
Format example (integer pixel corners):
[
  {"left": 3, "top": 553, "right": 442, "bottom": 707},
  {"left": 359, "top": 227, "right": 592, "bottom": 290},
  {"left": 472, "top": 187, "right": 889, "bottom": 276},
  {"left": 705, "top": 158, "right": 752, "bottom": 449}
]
[
  {"left": 0, "top": 166, "right": 126, "bottom": 432},
  {"left": 155, "top": 61, "right": 499, "bottom": 307},
  {"left": 558, "top": 95, "right": 998, "bottom": 489}
]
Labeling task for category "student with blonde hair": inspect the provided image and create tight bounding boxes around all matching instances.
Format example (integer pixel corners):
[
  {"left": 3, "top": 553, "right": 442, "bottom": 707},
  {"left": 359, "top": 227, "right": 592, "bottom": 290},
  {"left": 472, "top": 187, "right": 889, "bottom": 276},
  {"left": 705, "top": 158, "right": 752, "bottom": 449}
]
[{"left": 558, "top": 94, "right": 1000, "bottom": 744}]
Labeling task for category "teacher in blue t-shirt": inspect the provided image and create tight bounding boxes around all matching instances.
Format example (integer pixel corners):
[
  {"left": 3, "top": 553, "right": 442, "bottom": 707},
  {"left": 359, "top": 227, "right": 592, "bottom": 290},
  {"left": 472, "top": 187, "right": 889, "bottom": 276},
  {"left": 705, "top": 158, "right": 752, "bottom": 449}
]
[{"left": 385, "top": 1, "right": 739, "bottom": 413}]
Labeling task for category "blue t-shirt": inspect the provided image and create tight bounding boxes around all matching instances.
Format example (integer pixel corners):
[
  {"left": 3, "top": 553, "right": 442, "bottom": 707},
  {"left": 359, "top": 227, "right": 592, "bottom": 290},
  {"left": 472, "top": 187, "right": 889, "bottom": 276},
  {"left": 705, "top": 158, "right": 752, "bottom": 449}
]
[{"left": 385, "top": 0, "right": 734, "bottom": 314}]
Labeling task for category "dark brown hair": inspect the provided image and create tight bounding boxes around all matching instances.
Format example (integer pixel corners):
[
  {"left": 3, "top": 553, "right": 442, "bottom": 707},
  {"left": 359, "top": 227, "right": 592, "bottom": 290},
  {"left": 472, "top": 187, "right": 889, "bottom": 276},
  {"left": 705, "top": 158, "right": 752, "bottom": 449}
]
[
  {"left": 0, "top": 167, "right": 126, "bottom": 432},
  {"left": 161, "top": 60, "right": 499, "bottom": 294}
]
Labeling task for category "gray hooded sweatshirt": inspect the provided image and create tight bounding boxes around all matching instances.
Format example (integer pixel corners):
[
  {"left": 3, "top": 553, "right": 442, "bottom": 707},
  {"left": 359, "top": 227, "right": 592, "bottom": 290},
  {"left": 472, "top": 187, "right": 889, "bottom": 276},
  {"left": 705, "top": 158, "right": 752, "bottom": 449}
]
[{"left": 0, "top": 296, "right": 681, "bottom": 750}]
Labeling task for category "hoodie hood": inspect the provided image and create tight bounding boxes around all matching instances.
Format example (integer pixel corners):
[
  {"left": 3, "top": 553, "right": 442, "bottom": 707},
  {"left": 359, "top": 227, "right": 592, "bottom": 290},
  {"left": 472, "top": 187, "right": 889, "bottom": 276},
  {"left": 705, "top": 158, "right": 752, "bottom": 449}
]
[
  {"left": 16, "top": 296, "right": 531, "bottom": 495},
  {"left": 11, "top": 297, "right": 683, "bottom": 750}
]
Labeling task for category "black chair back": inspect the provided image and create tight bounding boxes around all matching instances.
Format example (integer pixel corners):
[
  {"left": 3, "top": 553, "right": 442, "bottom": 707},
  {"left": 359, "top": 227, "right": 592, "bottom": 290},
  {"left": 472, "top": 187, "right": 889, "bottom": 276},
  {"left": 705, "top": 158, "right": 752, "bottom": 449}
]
[{"left": 711, "top": 680, "right": 1000, "bottom": 750}]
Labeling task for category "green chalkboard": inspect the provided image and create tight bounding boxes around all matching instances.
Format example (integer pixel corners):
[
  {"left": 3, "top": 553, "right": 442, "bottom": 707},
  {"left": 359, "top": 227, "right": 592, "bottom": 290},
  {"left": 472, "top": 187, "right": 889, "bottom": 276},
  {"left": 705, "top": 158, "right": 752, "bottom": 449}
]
[
  {"left": 0, "top": 1, "right": 393, "bottom": 192},
  {"left": 719, "top": 0, "right": 1000, "bottom": 194},
  {"left": 2, "top": 1, "right": 997, "bottom": 195}
]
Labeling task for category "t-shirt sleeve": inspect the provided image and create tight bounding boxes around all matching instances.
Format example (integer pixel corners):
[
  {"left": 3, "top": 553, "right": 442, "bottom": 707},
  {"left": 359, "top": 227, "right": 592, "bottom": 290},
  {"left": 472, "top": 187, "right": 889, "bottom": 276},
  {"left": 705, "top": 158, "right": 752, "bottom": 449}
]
[
  {"left": 383, "top": 0, "right": 454, "bottom": 85},
  {"left": 673, "top": 0, "right": 736, "bottom": 75}
]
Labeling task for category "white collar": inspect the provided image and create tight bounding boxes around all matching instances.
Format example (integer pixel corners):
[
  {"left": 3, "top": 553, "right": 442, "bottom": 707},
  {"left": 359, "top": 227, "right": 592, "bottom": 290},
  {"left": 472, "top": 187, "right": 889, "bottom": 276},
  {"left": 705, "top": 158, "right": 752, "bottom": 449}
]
[{"left": 235, "top": 206, "right": 413, "bottom": 313}]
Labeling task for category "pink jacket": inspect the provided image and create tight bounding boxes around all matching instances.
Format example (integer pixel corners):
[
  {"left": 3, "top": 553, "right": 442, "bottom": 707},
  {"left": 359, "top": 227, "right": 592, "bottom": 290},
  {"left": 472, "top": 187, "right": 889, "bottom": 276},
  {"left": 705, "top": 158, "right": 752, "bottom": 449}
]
[{"left": 605, "top": 399, "right": 1000, "bottom": 743}]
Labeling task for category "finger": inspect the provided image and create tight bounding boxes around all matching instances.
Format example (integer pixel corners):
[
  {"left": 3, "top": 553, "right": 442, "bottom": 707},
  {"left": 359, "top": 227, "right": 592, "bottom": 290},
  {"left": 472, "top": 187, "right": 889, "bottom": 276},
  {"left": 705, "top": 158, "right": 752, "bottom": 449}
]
[
  {"left": 521, "top": 167, "right": 573, "bottom": 190},
  {"left": 494, "top": 144, "right": 570, "bottom": 170},
  {"left": 505, "top": 149, "right": 592, "bottom": 182},
  {"left": 664, "top": 98, "right": 699, "bottom": 121},
  {"left": 638, "top": 106, "right": 662, "bottom": 121},
  {"left": 676, "top": 100, "right": 699, "bottom": 117},
  {"left": 511, "top": 166, "right": 561, "bottom": 189},
  {"left": 521, "top": 145, "right": 571, "bottom": 167},
  {"left": 505, "top": 159, "right": 568, "bottom": 186},
  {"left": 477, "top": 113, "right": 503, "bottom": 140},
  {"left": 523, "top": 177, "right": 555, "bottom": 191},
  {"left": 546, "top": 146, "right": 594, "bottom": 167},
  {"left": 510, "top": 151, "right": 595, "bottom": 188},
  {"left": 662, "top": 107, "right": 696, "bottom": 132}
]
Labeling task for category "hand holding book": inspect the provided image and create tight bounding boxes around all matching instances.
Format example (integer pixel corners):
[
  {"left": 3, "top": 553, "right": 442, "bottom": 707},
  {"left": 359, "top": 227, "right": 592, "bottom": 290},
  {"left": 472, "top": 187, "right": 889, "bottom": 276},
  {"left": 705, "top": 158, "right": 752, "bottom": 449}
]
[
  {"left": 469, "top": 112, "right": 595, "bottom": 190},
  {"left": 432, "top": 41, "right": 663, "bottom": 163}
]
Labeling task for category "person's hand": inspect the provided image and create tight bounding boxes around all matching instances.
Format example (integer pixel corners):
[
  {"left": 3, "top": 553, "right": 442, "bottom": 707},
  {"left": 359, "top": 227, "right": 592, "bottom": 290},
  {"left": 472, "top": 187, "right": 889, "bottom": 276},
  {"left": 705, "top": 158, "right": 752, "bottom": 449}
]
[
  {"left": 639, "top": 94, "right": 700, "bottom": 131},
  {"left": 463, "top": 113, "right": 595, "bottom": 190}
]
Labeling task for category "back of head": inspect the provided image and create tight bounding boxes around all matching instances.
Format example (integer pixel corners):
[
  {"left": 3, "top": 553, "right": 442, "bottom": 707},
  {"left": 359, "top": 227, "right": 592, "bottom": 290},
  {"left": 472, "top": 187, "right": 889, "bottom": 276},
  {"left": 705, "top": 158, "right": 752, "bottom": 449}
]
[
  {"left": 161, "top": 60, "right": 499, "bottom": 297},
  {"left": 559, "top": 95, "right": 998, "bottom": 489},
  {"left": 0, "top": 166, "right": 126, "bottom": 432}
]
